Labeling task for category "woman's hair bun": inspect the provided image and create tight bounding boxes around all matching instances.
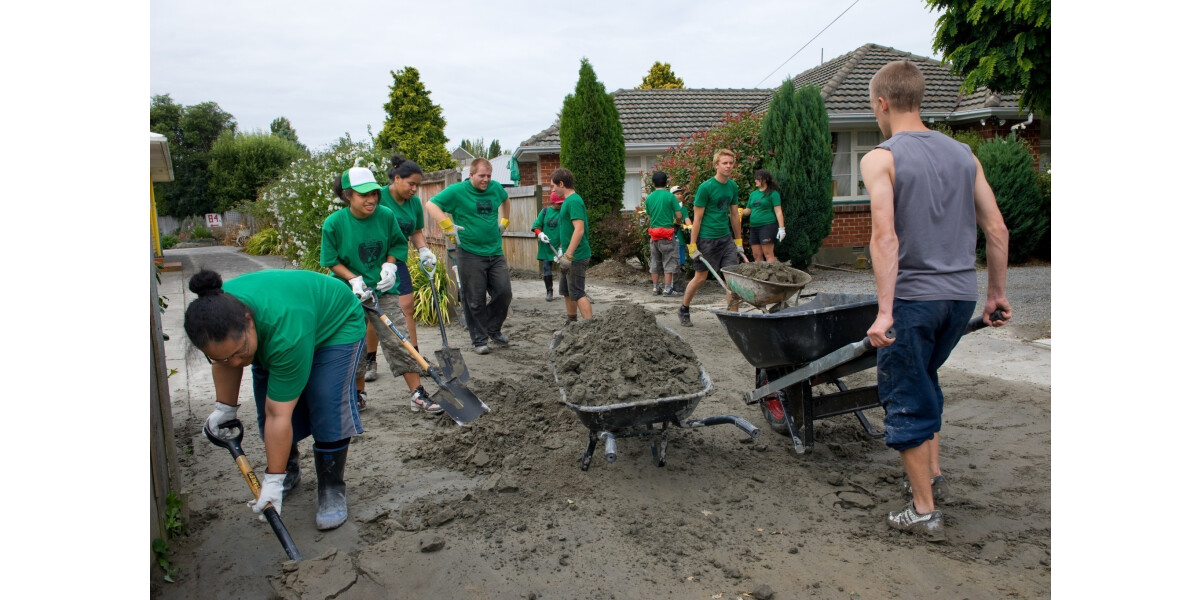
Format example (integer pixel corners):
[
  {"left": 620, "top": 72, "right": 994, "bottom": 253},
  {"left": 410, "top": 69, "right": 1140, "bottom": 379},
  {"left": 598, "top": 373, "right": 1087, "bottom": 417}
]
[
  {"left": 390, "top": 153, "right": 407, "bottom": 168},
  {"left": 188, "top": 269, "right": 224, "bottom": 297}
]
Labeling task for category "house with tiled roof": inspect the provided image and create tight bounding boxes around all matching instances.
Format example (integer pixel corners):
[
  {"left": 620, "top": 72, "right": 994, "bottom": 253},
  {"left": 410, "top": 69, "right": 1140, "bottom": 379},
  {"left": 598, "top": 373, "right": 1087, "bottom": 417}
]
[{"left": 512, "top": 43, "right": 1047, "bottom": 264}]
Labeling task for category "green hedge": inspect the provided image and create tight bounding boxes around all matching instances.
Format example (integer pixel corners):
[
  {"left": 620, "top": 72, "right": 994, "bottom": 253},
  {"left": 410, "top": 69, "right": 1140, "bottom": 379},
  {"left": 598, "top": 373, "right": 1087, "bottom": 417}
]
[{"left": 975, "top": 134, "right": 1048, "bottom": 264}]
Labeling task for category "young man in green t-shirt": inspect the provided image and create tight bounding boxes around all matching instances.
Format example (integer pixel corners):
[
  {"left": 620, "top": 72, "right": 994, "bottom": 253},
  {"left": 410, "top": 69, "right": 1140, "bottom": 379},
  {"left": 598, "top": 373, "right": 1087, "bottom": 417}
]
[
  {"left": 679, "top": 149, "right": 744, "bottom": 327},
  {"left": 427, "top": 158, "right": 513, "bottom": 355},
  {"left": 644, "top": 171, "right": 692, "bottom": 297},
  {"left": 549, "top": 168, "right": 593, "bottom": 325}
]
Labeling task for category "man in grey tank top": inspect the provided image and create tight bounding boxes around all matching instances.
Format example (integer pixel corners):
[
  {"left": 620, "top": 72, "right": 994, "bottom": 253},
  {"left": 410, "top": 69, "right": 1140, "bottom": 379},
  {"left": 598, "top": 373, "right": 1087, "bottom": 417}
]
[{"left": 860, "top": 60, "right": 1013, "bottom": 541}]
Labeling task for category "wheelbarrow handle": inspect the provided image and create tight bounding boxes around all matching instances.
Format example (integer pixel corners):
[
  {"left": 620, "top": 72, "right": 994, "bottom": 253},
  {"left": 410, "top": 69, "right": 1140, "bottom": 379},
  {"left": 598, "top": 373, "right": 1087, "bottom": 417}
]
[{"left": 966, "top": 310, "right": 1007, "bottom": 333}]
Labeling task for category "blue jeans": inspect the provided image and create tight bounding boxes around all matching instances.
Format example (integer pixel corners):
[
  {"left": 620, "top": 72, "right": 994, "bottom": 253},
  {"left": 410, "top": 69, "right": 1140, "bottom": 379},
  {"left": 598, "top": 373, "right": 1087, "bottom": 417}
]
[
  {"left": 455, "top": 249, "right": 513, "bottom": 347},
  {"left": 877, "top": 299, "right": 975, "bottom": 451},
  {"left": 252, "top": 340, "right": 365, "bottom": 444}
]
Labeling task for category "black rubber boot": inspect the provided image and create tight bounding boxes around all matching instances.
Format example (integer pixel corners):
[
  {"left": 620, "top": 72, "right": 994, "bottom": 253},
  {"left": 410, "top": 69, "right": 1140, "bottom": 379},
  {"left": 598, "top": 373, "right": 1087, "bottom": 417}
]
[
  {"left": 543, "top": 276, "right": 554, "bottom": 301},
  {"left": 314, "top": 446, "right": 348, "bottom": 530},
  {"left": 282, "top": 443, "right": 301, "bottom": 496}
]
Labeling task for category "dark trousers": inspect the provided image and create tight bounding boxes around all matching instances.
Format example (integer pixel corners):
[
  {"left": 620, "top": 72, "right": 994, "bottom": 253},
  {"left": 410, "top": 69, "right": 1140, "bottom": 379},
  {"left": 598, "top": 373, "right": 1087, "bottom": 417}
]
[{"left": 456, "top": 249, "right": 513, "bottom": 346}]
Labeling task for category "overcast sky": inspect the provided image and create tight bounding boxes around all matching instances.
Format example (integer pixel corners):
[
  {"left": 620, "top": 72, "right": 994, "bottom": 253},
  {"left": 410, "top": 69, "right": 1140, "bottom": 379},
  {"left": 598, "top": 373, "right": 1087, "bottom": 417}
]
[{"left": 151, "top": 0, "right": 943, "bottom": 154}]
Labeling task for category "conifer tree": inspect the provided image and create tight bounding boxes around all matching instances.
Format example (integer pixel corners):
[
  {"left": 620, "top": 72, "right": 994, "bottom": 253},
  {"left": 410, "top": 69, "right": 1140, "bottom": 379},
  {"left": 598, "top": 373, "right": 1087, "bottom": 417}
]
[
  {"left": 377, "top": 67, "right": 455, "bottom": 170},
  {"left": 762, "top": 81, "right": 832, "bottom": 268},
  {"left": 559, "top": 58, "right": 626, "bottom": 261},
  {"left": 636, "top": 61, "right": 684, "bottom": 89}
]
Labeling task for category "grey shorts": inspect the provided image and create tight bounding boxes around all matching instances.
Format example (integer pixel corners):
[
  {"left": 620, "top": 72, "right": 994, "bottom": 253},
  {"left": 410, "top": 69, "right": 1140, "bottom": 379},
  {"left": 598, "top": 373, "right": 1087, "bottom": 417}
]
[
  {"left": 748, "top": 223, "right": 779, "bottom": 246},
  {"left": 649, "top": 239, "right": 680, "bottom": 274},
  {"left": 697, "top": 235, "right": 738, "bottom": 272},
  {"left": 356, "top": 293, "right": 422, "bottom": 378},
  {"left": 558, "top": 258, "right": 590, "bottom": 300}
]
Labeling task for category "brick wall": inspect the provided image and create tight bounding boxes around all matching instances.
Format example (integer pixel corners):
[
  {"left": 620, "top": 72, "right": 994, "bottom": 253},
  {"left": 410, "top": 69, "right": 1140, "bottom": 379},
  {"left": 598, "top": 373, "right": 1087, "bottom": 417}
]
[
  {"left": 822, "top": 204, "right": 872, "bottom": 249},
  {"left": 518, "top": 161, "right": 537, "bottom": 188},
  {"left": 536, "top": 154, "right": 561, "bottom": 203}
]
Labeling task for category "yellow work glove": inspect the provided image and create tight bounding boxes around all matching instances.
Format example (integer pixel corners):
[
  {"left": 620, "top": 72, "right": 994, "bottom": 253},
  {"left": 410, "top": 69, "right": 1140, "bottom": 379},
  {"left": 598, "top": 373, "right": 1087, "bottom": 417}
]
[
  {"left": 687, "top": 244, "right": 700, "bottom": 259},
  {"left": 499, "top": 217, "right": 509, "bottom": 233},
  {"left": 438, "top": 217, "right": 464, "bottom": 241}
]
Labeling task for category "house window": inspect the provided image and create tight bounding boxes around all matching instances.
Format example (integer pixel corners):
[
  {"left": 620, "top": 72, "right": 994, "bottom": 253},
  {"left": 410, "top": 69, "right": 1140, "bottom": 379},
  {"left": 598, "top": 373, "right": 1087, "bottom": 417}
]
[
  {"left": 623, "top": 155, "right": 646, "bottom": 211},
  {"left": 831, "top": 130, "right": 881, "bottom": 202}
]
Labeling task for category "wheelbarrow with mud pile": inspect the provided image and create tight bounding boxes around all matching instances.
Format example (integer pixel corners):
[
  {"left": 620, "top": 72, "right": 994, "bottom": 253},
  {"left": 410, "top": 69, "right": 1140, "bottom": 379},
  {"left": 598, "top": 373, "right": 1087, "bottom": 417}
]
[
  {"left": 550, "top": 326, "right": 760, "bottom": 471},
  {"left": 710, "top": 262, "right": 813, "bottom": 314},
  {"left": 713, "top": 293, "right": 1000, "bottom": 456}
]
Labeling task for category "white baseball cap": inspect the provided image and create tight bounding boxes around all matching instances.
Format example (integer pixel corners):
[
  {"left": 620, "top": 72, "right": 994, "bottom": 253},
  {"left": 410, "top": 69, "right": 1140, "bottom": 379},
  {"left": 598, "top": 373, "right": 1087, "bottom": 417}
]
[{"left": 341, "top": 167, "right": 383, "bottom": 194}]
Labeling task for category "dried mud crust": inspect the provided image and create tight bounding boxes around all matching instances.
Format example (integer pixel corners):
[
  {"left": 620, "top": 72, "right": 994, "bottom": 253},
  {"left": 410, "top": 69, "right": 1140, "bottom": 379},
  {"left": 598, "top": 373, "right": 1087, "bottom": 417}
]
[
  {"left": 725, "top": 262, "right": 809, "bottom": 284},
  {"left": 552, "top": 303, "right": 702, "bottom": 406}
]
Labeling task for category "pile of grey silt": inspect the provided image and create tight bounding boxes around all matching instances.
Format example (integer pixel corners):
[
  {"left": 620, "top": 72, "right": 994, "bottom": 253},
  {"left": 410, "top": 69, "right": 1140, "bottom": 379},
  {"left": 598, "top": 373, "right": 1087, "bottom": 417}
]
[
  {"left": 726, "top": 262, "right": 809, "bottom": 284},
  {"left": 553, "top": 304, "right": 703, "bottom": 407}
]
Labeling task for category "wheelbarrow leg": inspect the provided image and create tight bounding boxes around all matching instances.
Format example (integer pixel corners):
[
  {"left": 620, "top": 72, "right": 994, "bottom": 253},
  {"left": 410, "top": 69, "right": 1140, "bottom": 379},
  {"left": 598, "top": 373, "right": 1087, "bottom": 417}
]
[
  {"left": 582, "top": 433, "right": 598, "bottom": 471},
  {"left": 836, "top": 379, "right": 885, "bottom": 439},
  {"left": 780, "top": 388, "right": 806, "bottom": 456},
  {"left": 650, "top": 422, "right": 668, "bottom": 467}
]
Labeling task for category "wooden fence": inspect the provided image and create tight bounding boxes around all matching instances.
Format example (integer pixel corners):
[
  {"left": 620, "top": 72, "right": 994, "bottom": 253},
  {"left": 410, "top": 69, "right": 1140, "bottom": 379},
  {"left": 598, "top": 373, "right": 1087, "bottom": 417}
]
[
  {"left": 420, "top": 183, "right": 544, "bottom": 275},
  {"left": 150, "top": 260, "right": 180, "bottom": 558}
]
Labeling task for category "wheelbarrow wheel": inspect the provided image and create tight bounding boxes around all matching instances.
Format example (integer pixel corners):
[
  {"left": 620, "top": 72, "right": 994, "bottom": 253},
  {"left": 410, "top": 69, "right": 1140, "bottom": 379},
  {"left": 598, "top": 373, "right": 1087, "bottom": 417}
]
[{"left": 755, "top": 368, "right": 791, "bottom": 436}]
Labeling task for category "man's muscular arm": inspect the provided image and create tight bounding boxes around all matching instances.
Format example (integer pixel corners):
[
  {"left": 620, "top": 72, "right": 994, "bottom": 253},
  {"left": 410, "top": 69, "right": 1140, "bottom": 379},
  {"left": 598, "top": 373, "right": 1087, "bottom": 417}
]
[{"left": 862, "top": 148, "right": 898, "bottom": 348}]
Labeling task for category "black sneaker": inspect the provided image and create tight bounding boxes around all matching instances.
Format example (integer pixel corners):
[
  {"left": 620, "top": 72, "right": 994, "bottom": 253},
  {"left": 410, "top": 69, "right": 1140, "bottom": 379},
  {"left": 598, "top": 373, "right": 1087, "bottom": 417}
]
[
  {"left": 356, "top": 390, "right": 367, "bottom": 410},
  {"left": 886, "top": 501, "right": 946, "bottom": 542},
  {"left": 664, "top": 286, "right": 683, "bottom": 297},
  {"left": 653, "top": 285, "right": 663, "bottom": 296},
  {"left": 678, "top": 306, "right": 692, "bottom": 327},
  {"left": 410, "top": 386, "right": 444, "bottom": 414}
]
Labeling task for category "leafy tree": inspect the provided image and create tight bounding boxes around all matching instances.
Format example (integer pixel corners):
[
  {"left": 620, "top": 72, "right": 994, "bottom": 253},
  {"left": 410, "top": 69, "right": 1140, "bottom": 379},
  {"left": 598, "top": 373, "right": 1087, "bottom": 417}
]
[
  {"left": 150, "top": 94, "right": 236, "bottom": 217},
  {"left": 636, "top": 61, "right": 684, "bottom": 89},
  {"left": 269, "top": 116, "right": 306, "bottom": 152},
  {"left": 458, "top": 137, "right": 503, "bottom": 159},
  {"left": 928, "top": 0, "right": 1051, "bottom": 116},
  {"left": 651, "top": 110, "right": 764, "bottom": 210},
  {"left": 208, "top": 130, "right": 307, "bottom": 212},
  {"left": 377, "top": 67, "right": 455, "bottom": 170},
  {"left": 559, "top": 58, "right": 626, "bottom": 263},
  {"left": 974, "top": 133, "right": 1047, "bottom": 263}
]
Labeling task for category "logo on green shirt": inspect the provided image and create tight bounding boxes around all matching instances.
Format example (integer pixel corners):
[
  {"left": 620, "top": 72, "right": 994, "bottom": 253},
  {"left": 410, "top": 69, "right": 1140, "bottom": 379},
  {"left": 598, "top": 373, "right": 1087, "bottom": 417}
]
[
  {"left": 358, "top": 241, "right": 382, "bottom": 265},
  {"left": 476, "top": 200, "right": 492, "bottom": 215},
  {"left": 396, "top": 218, "right": 415, "bottom": 238}
]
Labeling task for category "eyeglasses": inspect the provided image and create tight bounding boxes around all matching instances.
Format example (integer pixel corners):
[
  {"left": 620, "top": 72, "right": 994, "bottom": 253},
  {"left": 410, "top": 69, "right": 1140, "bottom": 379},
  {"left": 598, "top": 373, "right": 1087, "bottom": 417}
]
[{"left": 204, "top": 334, "right": 251, "bottom": 365}]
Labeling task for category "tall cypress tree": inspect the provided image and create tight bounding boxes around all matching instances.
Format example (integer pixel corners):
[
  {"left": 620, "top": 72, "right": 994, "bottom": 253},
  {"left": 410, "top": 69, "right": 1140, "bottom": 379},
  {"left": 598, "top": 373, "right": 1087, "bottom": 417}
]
[
  {"left": 559, "top": 58, "right": 625, "bottom": 262},
  {"left": 377, "top": 67, "right": 455, "bottom": 171},
  {"left": 763, "top": 81, "right": 832, "bottom": 268}
]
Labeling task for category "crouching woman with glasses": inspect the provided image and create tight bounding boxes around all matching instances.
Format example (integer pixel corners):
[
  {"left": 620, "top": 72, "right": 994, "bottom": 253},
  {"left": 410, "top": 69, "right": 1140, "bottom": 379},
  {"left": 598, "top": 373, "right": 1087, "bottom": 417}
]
[{"left": 184, "top": 268, "right": 366, "bottom": 531}]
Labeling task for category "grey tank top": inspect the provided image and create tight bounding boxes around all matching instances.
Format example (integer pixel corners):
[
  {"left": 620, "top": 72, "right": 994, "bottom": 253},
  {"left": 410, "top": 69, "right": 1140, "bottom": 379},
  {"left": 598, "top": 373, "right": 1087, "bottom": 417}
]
[{"left": 876, "top": 130, "right": 978, "bottom": 301}]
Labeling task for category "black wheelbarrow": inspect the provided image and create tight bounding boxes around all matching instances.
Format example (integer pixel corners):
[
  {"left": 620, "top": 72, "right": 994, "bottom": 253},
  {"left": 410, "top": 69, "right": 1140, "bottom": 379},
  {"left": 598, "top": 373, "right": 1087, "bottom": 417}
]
[
  {"left": 550, "top": 326, "right": 760, "bottom": 471},
  {"left": 713, "top": 293, "right": 999, "bottom": 456}
]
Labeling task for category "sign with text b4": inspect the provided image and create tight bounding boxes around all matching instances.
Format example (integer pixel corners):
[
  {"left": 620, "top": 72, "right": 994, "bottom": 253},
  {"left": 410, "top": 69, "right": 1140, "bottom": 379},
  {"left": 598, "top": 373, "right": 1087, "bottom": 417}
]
[{"left": 206, "top": 213, "right": 222, "bottom": 227}]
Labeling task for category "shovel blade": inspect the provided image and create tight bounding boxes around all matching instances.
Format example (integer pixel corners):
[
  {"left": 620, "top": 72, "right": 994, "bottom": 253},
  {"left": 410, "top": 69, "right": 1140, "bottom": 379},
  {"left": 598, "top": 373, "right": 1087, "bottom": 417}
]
[
  {"left": 435, "top": 347, "right": 470, "bottom": 382},
  {"left": 427, "top": 370, "right": 490, "bottom": 425}
]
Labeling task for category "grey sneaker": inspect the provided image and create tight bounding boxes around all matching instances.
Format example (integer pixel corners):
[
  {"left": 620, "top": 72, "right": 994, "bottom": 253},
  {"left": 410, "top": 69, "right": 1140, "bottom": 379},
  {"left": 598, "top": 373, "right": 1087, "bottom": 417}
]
[
  {"left": 653, "top": 285, "right": 663, "bottom": 296},
  {"left": 886, "top": 501, "right": 946, "bottom": 542},
  {"left": 545, "top": 290, "right": 554, "bottom": 302},
  {"left": 473, "top": 344, "right": 491, "bottom": 355},
  {"left": 902, "top": 475, "right": 952, "bottom": 504},
  {"left": 363, "top": 354, "right": 378, "bottom": 382},
  {"left": 356, "top": 390, "right": 367, "bottom": 410},
  {"left": 678, "top": 306, "right": 692, "bottom": 327},
  {"left": 410, "top": 386, "right": 444, "bottom": 414},
  {"left": 490, "top": 332, "right": 510, "bottom": 346},
  {"left": 664, "top": 286, "right": 683, "bottom": 297}
]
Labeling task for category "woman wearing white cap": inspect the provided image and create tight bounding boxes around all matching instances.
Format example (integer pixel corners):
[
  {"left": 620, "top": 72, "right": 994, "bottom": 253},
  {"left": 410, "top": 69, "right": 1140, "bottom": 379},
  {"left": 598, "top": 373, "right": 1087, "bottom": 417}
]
[{"left": 320, "top": 166, "right": 442, "bottom": 414}]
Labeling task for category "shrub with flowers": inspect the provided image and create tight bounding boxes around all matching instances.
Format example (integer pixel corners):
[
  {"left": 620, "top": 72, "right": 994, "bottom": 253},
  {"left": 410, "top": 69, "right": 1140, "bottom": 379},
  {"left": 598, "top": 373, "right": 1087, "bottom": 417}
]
[
  {"left": 649, "top": 110, "right": 765, "bottom": 213},
  {"left": 259, "top": 135, "right": 391, "bottom": 271}
]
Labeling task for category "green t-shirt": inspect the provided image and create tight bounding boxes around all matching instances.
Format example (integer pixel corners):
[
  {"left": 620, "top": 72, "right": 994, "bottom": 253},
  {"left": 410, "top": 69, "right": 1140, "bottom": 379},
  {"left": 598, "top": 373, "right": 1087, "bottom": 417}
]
[
  {"left": 430, "top": 180, "right": 508, "bottom": 256},
  {"left": 320, "top": 206, "right": 408, "bottom": 294},
  {"left": 558, "top": 192, "right": 591, "bottom": 261},
  {"left": 224, "top": 270, "right": 366, "bottom": 402},
  {"left": 748, "top": 189, "right": 782, "bottom": 227},
  {"left": 531, "top": 204, "right": 562, "bottom": 260},
  {"left": 379, "top": 186, "right": 425, "bottom": 246},
  {"left": 644, "top": 188, "right": 682, "bottom": 229},
  {"left": 694, "top": 177, "right": 739, "bottom": 239}
]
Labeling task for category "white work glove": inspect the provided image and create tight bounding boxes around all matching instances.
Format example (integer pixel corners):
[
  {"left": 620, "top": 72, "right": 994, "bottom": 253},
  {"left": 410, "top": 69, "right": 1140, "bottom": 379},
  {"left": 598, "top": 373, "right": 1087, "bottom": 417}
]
[
  {"left": 537, "top": 232, "right": 551, "bottom": 244},
  {"left": 250, "top": 473, "right": 286, "bottom": 520},
  {"left": 204, "top": 402, "right": 239, "bottom": 440},
  {"left": 418, "top": 247, "right": 437, "bottom": 271},
  {"left": 377, "top": 262, "right": 398, "bottom": 292},
  {"left": 776, "top": 227, "right": 786, "bottom": 243},
  {"left": 348, "top": 276, "right": 371, "bottom": 301}
]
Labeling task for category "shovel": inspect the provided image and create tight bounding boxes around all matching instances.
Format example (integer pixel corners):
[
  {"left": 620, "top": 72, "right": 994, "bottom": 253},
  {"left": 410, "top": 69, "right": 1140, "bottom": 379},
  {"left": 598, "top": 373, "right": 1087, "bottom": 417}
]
[
  {"left": 362, "top": 292, "right": 489, "bottom": 425},
  {"left": 205, "top": 419, "right": 303, "bottom": 562},
  {"left": 420, "top": 260, "right": 469, "bottom": 383}
]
